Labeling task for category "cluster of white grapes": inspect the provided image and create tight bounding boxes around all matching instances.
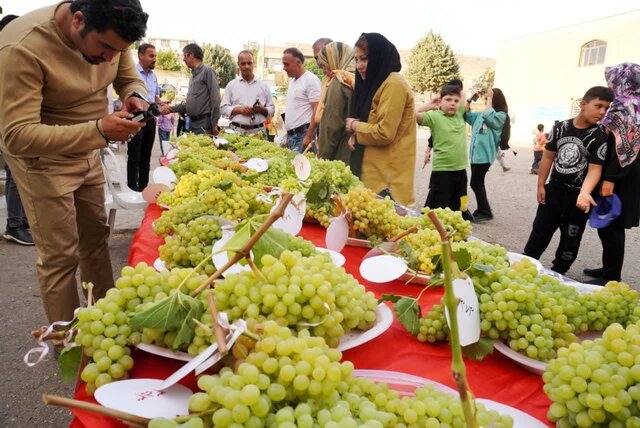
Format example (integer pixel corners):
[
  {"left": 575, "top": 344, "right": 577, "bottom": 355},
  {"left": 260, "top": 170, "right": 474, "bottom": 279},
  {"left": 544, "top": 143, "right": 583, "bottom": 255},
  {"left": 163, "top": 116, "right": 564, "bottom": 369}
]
[
  {"left": 149, "top": 320, "right": 514, "bottom": 428},
  {"left": 544, "top": 321, "right": 640, "bottom": 427},
  {"left": 214, "top": 251, "right": 379, "bottom": 348}
]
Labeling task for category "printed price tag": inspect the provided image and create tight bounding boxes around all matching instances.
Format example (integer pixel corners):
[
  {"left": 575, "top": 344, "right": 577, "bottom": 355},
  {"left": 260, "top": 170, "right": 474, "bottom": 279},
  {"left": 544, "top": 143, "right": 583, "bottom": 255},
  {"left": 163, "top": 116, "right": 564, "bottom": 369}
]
[{"left": 444, "top": 277, "right": 480, "bottom": 346}]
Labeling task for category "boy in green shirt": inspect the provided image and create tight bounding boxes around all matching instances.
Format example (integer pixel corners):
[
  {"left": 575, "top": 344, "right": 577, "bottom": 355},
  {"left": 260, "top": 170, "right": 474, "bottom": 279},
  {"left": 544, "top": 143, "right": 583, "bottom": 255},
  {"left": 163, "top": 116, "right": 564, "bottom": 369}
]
[{"left": 416, "top": 85, "right": 470, "bottom": 216}]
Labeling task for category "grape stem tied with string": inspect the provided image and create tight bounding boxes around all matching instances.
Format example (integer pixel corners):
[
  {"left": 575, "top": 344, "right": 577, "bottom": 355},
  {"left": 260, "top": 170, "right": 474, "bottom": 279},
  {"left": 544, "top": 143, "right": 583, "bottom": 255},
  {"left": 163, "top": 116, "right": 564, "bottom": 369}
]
[{"left": 427, "top": 211, "right": 479, "bottom": 428}]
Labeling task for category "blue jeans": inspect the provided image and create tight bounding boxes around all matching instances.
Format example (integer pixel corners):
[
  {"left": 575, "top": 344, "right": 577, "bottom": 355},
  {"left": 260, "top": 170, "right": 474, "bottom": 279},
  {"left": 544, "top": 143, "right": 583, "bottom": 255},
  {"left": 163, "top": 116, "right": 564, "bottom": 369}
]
[
  {"left": 158, "top": 129, "right": 171, "bottom": 155},
  {"left": 4, "top": 163, "right": 28, "bottom": 229},
  {"left": 286, "top": 124, "right": 311, "bottom": 153}
]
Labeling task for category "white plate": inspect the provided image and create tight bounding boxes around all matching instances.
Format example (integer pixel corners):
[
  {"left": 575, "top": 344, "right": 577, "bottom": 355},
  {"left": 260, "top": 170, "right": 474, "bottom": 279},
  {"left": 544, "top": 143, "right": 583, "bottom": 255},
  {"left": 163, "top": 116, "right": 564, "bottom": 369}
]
[
  {"left": 353, "top": 369, "right": 456, "bottom": 396},
  {"left": 476, "top": 398, "right": 547, "bottom": 427},
  {"left": 136, "top": 343, "right": 193, "bottom": 362},
  {"left": 316, "top": 247, "right": 346, "bottom": 267},
  {"left": 338, "top": 303, "right": 393, "bottom": 351},
  {"left": 493, "top": 281, "right": 606, "bottom": 375},
  {"left": 507, "top": 252, "right": 543, "bottom": 272},
  {"left": 94, "top": 378, "right": 191, "bottom": 419},
  {"left": 153, "top": 258, "right": 167, "bottom": 272}
]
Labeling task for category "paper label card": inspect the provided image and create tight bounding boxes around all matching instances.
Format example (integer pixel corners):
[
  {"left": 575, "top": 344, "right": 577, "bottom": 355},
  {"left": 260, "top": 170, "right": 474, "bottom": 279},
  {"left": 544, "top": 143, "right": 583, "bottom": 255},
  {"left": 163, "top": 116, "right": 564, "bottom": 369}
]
[{"left": 444, "top": 277, "right": 480, "bottom": 346}]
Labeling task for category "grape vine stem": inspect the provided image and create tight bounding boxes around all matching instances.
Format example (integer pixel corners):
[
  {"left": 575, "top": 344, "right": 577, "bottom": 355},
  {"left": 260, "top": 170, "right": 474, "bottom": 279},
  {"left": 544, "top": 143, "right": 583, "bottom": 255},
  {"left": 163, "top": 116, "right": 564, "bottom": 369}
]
[
  {"left": 191, "top": 193, "right": 294, "bottom": 296},
  {"left": 42, "top": 394, "right": 149, "bottom": 427},
  {"left": 427, "top": 211, "right": 478, "bottom": 428}
]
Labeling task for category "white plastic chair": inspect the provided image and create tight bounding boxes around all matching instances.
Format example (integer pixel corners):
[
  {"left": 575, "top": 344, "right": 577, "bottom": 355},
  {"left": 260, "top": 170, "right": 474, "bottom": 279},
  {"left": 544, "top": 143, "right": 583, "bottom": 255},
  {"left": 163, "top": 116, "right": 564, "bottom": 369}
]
[{"left": 100, "top": 147, "right": 148, "bottom": 230}]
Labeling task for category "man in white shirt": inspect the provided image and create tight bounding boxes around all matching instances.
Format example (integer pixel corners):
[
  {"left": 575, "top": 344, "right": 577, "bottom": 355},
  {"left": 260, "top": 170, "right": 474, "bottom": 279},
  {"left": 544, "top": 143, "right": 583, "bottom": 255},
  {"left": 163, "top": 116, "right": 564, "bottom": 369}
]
[
  {"left": 221, "top": 50, "right": 274, "bottom": 138},
  {"left": 282, "top": 47, "right": 321, "bottom": 152}
]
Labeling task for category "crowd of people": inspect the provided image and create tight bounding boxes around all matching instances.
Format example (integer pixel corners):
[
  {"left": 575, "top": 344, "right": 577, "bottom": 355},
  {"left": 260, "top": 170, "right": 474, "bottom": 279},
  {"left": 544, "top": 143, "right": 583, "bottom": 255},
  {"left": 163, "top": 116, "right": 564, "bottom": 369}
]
[{"left": 0, "top": 0, "right": 638, "bottom": 325}]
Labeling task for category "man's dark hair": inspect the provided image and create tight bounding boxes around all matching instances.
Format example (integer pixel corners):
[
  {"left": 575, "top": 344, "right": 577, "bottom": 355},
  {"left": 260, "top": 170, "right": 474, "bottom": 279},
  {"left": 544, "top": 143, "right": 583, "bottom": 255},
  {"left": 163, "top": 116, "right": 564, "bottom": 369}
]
[
  {"left": 283, "top": 47, "right": 305, "bottom": 64},
  {"left": 0, "top": 14, "right": 19, "bottom": 32},
  {"left": 582, "top": 86, "right": 614, "bottom": 103},
  {"left": 440, "top": 84, "right": 461, "bottom": 98},
  {"left": 537, "top": 123, "right": 544, "bottom": 132},
  {"left": 137, "top": 42, "right": 154, "bottom": 55},
  {"left": 69, "top": 0, "right": 147, "bottom": 42},
  {"left": 183, "top": 43, "right": 203, "bottom": 61},
  {"left": 447, "top": 78, "right": 463, "bottom": 90}
]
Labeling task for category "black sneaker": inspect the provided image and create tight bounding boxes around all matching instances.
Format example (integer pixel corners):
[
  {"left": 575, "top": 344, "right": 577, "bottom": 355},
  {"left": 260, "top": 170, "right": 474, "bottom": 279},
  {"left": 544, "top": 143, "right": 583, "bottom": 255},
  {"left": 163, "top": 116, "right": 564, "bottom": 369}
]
[
  {"left": 3, "top": 227, "right": 34, "bottom": 245},
  {"left": 461, "top": 210, "right": 475, "bottom": 223},
  {"left": 584, "top": 277, "right": 609, "bottom": 286},
  {"left": 474, "top": 212, "right": 494, "bottom": 223},
  {"left": 583, "top": 267, "right": 604, "bottom": 278}
]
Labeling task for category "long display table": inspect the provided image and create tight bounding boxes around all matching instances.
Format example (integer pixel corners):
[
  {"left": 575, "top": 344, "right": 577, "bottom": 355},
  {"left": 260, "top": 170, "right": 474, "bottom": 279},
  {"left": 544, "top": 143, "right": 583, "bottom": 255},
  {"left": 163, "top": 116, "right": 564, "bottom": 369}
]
[{"left": 70, "top": 204, "right": 552, "bottom": 427}]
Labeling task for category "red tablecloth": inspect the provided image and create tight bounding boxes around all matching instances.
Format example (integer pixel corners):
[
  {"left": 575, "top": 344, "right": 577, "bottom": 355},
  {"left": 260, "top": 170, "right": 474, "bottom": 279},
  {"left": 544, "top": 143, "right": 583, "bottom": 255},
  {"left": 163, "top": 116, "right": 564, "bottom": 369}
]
[{"left": 71, "top": 204, "right": 552, "bottom": 427}]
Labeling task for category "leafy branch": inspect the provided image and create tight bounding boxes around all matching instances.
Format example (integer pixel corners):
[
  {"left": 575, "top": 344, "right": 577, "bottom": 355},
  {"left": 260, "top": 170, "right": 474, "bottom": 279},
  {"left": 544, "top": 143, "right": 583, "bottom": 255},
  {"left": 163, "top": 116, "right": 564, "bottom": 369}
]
[{"left": 191, "top": 193, "right": 294, "bottom": 296}]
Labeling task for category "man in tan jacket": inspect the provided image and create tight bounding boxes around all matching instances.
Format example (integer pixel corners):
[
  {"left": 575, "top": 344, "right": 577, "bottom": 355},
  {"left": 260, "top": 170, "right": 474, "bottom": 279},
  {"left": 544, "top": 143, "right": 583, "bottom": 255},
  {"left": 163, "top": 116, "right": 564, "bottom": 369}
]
[{"left": 0, "top": 0, "right": 149, "bottom": 323}]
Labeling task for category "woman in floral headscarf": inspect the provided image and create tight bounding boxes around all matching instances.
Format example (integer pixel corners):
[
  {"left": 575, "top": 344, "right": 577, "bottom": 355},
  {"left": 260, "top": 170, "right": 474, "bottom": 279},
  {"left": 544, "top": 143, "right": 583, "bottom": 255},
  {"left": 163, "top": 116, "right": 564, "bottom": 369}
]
[
  {"left": 315, "top": 41, "right": 355, "bottom": 163},
  {"left": 583, "top": 62, "right": 640, "bottom": 284}
]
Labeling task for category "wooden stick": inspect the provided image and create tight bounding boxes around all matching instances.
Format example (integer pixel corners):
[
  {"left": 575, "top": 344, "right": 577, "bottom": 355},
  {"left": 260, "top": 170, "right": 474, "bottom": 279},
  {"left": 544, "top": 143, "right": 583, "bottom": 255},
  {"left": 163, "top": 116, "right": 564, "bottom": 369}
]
[
  {"left": 191, "top": 193, "right": 294, "bottom": 296},
  {"left": 390, "top": 225, "right": 419, "bottom": 242},
  {"left": 207, "top": 293, "right": 228, "bottom": 354},
  {"left": 42, "top": 394, "right": 150, "bottom": 427}
]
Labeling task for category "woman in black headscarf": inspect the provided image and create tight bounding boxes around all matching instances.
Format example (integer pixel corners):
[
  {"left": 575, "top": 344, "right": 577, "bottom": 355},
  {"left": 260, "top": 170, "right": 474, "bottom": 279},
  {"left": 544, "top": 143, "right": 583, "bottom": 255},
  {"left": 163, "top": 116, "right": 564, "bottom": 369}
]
[{"left": 345, "top": 33, "right": 417, "bottom": 206}]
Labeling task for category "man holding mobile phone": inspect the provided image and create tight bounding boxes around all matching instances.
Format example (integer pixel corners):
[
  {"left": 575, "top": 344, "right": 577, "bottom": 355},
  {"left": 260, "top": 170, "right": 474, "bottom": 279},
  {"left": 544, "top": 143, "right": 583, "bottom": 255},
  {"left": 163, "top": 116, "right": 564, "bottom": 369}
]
[{"left": 221, "top": 50, "right": 274, "bottom": 139}]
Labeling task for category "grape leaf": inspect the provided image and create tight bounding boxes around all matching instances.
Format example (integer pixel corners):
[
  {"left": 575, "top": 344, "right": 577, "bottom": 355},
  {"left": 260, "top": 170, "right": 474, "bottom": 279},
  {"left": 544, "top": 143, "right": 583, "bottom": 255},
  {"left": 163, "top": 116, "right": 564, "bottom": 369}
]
[
  {"left": 471, "top": 263, "right": 494, "bottom": 272},
  {"left": 378, "top": 294, "right": 403, "bottom": 304},
  {"left": 221, "top": 217, "right": 291, "bottom": 268},
  {"left": 394, "top": 297, "right": 421, "bottom": 335},
  {"left": 58, "top": 345, "right": 82, "bottom": 382},
  {"left": 454, "top": 248, "right": 471, "bottom": 271},
  {"left": 215, "top": 179, "right": 233, "bottom": 191},
  {"left": 129, "top": 291, "right": 202, "bottom": 333},
  {"left": 462, "top": 338, "right": 494, "bottom": 360},
  {"left": 172, "top": 306, "right": 202, "bottom": 350},
  {"left": 306, "top": 181, "right": 331, "bottom": 204}
]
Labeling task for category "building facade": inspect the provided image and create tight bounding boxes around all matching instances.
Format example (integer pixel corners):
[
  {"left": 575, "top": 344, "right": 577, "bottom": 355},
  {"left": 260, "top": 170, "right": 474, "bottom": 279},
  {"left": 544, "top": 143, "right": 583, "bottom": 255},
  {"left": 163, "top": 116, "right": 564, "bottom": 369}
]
[{"left": 495, "top": 10, "right": 640, "bottom": 144}]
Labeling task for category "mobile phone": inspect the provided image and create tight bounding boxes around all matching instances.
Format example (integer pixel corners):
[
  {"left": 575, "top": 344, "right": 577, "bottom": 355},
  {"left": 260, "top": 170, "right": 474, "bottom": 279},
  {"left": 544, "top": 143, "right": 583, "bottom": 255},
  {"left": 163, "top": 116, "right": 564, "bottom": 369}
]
[{"left": 470, "top": 93, "right": 480, "bottom": 102}]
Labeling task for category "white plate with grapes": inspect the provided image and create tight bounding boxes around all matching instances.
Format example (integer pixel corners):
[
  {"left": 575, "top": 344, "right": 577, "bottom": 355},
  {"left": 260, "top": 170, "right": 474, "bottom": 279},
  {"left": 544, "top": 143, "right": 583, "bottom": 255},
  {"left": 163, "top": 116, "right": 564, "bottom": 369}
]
[
  {"left": 337, "top": 303, "right": 394, "bottom": 352},
  {"left": 476, "top": 399, "right": 547, "bottom": 427},
  {"left": 352, "top": 369, "right": 456, "bottom": 396},
  {"left": 506, "top": 252, "right": 542, "bottom": 272},
  {"left": 315, "top": 247, "right": 346, "bottom": 267},
  {"left": 493, "top": 282, "right": 602, "bottom": 375}
]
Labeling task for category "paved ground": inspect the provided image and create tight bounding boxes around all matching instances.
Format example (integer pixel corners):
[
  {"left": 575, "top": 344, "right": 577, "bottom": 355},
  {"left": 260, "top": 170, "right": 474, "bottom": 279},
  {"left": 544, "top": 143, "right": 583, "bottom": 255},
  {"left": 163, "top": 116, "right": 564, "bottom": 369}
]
[{"left": 0, "top": 133, "right": 638, "bottom": 427}]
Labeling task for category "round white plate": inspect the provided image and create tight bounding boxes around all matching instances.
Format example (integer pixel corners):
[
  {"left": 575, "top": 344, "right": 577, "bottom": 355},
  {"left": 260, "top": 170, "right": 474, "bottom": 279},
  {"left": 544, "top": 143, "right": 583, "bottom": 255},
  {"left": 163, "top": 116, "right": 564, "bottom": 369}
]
[
  {"left": 136, "top": 343, "right": 192, "bottom": 362},
  {"left": 338, "top": 303, "right": 393, "bottom": 352},
  {"left": 476, "top": 398, "right": 547, "bottom": 427},
  {"left": 153, "top": 258, "right": 167, "bottom": 272},
  {"left": 507, "top": 252, "right": 542, "bottom": 272},
  {"left": 353, "top": 369, "right": 456, "bottom": 396},
  {"left": 360, "top": 255, "right": 408, "bottom": 283},
  {"left": 315, "top": 247, "right": 346, "bottom": 267},
  {"left": 94, "top": 378, "right": 191, "bottom": 419},
  {"left": 493, "top": 281, "right": 606, "bottom": 375}
]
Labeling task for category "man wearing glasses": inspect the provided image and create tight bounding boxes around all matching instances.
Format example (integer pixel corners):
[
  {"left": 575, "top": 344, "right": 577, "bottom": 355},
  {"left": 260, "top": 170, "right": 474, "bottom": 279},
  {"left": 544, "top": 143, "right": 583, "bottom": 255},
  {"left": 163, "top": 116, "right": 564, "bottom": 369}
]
[
  {"left": 164, "top": 43, "right": 221, "bottom": 136},
  {"left": 0, "top": 0, "right": 148, "bottom": 324}
]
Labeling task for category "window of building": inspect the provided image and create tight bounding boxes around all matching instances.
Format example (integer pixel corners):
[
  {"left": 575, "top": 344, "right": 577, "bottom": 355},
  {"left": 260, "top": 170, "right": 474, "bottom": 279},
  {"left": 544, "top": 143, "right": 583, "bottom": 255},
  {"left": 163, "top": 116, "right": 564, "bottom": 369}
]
[
  {"left": 579, "top": 40, "right": 606, "bottom": 67},
  {"left": 160, "top": 39, "right": 170, "bottom": 49}
]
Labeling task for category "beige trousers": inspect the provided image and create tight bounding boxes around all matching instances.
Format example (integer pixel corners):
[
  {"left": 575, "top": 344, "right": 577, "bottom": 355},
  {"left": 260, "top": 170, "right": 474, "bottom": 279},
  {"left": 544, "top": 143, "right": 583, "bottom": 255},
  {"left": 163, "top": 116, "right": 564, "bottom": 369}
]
[{"left": 5, "top": 151, "right": 114, "bottom": 323}]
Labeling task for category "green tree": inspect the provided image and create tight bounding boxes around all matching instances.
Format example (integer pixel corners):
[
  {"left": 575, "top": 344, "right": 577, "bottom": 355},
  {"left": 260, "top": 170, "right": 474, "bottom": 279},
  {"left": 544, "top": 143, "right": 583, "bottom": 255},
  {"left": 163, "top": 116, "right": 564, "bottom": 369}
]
[
  {"left": 156, "top": 50, "right": 181, "bottom": 71},
  {"left": 305, "top": 58, "right": 326, "bottom": 81},
  {"left": 242, "top": 40, "right": 260, "bottom": 61},
  {"left": 406, "top": 31, "right": 460, "bottom": 94},
  {"left": 182, "top": 44, "right": 237, "bottom": 88},
  {"left": 472, "top": 68, "right": 495, "bottom": 94}
]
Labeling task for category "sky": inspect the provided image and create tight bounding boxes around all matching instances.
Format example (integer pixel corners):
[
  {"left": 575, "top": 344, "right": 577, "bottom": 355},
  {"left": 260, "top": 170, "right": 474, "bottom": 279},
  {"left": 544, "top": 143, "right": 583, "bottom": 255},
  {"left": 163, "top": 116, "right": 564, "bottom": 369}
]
[{"left": 3, "top": 0, "right": 640, "bottom": 57}]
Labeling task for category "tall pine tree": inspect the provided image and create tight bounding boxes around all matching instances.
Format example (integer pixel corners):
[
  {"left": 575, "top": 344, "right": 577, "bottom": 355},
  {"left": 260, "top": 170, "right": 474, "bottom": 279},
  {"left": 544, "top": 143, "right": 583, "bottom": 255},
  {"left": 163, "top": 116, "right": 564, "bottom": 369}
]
[{"left": 406, "top": 31, "right": 460, "bottom": 94}]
